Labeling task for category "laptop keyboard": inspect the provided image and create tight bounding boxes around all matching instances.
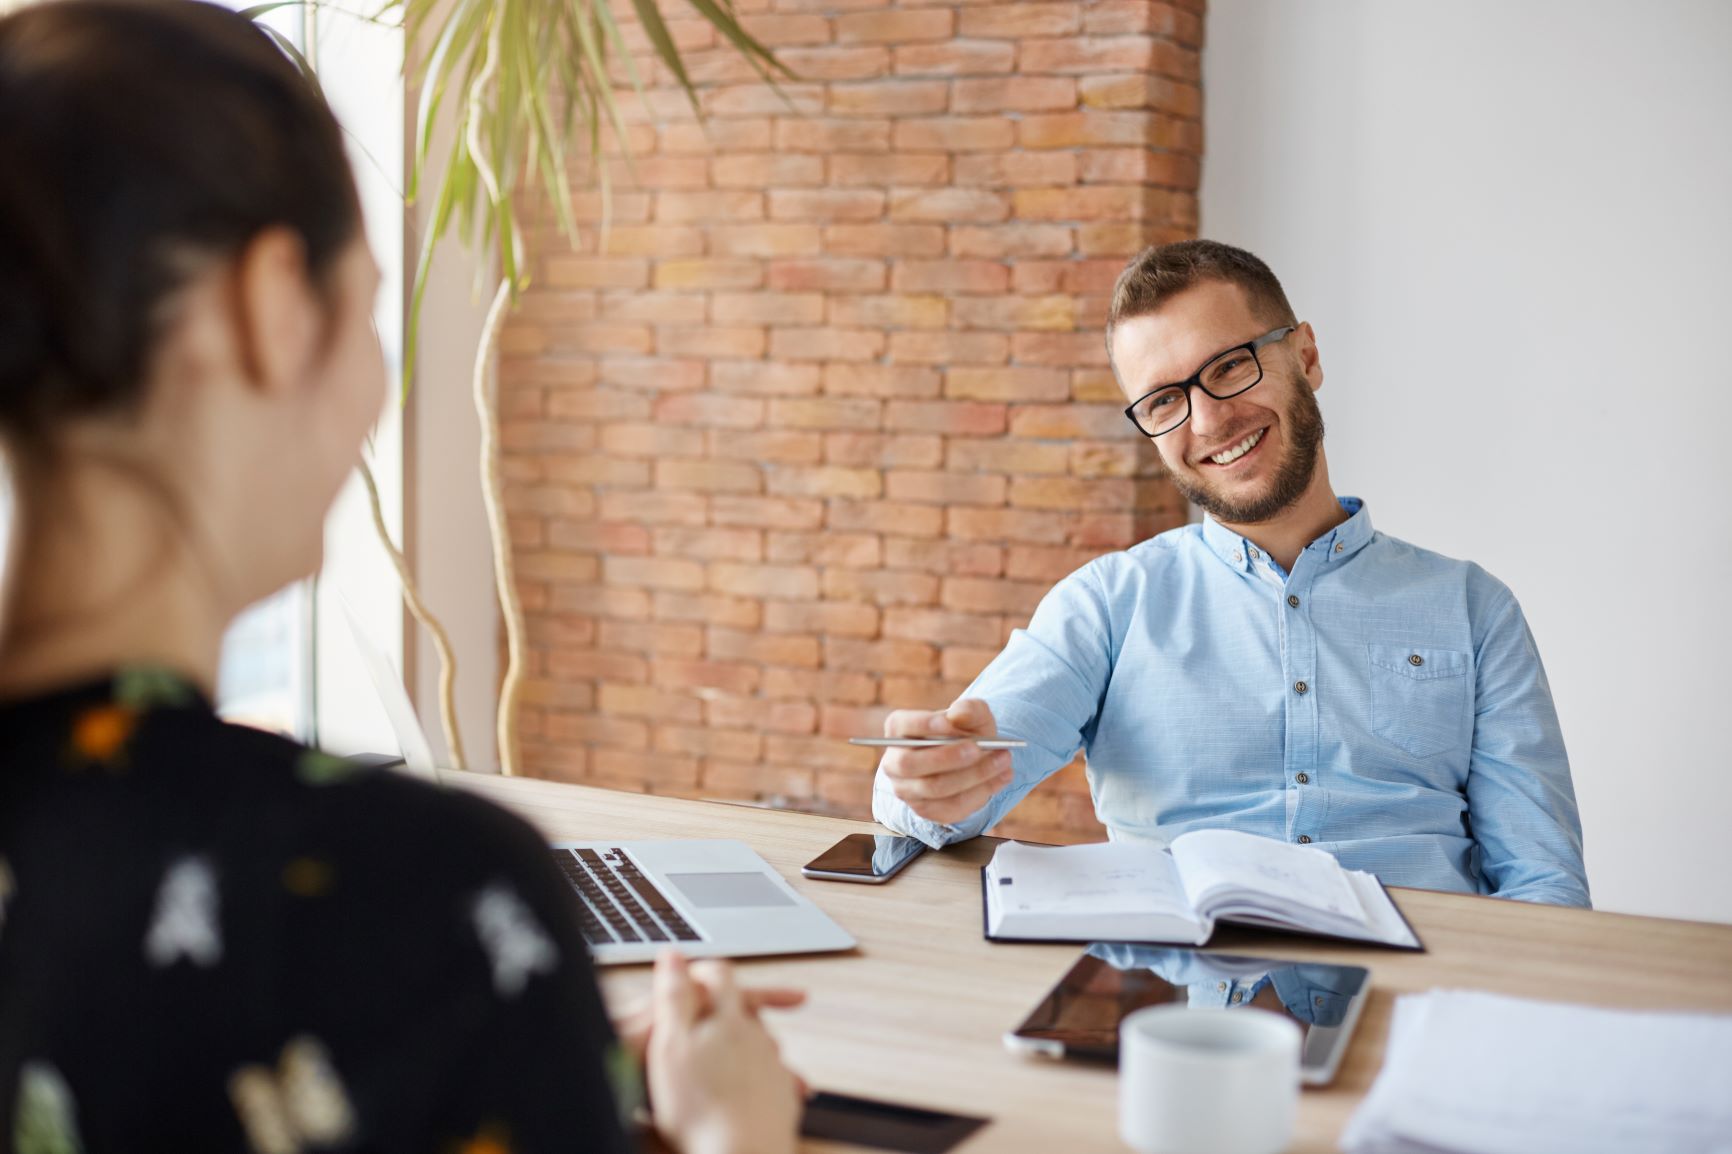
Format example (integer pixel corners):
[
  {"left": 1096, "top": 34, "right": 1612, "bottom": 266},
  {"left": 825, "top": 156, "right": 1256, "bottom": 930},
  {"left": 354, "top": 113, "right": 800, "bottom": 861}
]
[{"left": 551, "top": 847, "right": 702, "bottom": 947}]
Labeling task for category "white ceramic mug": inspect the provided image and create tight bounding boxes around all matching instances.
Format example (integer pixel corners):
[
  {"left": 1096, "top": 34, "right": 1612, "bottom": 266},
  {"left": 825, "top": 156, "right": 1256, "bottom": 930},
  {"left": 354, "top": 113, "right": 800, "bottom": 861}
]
[{"left": 1118, "top": 1004, "right": 1302, "bottom": 1154}]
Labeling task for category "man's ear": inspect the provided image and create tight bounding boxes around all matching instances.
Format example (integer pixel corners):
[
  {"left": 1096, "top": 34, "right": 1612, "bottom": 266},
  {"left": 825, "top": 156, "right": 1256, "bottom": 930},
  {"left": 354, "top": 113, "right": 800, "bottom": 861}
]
[
  {"left": 233, "top": 227, "right": 318, "bottom": 397},
  {"left": 1295, "top": 321, "right": 1324, "bottom": 392}
]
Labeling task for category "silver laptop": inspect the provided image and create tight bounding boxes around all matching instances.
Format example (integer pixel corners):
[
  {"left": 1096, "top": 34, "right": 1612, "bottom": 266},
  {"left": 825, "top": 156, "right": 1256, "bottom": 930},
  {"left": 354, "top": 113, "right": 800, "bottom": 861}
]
[
  {"left": 549, "top": 840, "right": 855, "bottom": 965},
  {"left": 341, "top": 602, "right": 855, "bottom": 965}
]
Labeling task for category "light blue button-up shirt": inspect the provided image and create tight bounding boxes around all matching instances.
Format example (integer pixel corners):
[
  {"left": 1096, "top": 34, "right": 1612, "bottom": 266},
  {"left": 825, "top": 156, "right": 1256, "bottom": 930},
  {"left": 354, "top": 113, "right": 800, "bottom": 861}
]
[{"left": 873, "top": 498, "right": 1590, "bottom": 907}]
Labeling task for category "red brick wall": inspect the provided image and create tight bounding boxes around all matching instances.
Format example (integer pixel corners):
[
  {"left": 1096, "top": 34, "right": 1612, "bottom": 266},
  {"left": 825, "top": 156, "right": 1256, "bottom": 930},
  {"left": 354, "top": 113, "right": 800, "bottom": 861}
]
[{"left": 498, "top": 0, "right": 1202, "bottom": 845}]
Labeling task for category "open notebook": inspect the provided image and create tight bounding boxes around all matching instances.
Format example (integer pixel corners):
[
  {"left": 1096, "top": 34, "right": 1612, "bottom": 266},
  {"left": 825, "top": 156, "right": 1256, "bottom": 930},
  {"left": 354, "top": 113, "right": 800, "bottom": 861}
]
[{"left": 982, "top": 829, "right": 1422, "bottom": 951}]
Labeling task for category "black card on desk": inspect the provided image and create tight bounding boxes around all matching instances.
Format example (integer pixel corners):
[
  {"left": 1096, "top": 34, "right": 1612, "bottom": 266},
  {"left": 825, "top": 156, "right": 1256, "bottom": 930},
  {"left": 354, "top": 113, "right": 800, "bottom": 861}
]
[{"left": 801, "top": 1091, "right": 989, "bottom": 1153}]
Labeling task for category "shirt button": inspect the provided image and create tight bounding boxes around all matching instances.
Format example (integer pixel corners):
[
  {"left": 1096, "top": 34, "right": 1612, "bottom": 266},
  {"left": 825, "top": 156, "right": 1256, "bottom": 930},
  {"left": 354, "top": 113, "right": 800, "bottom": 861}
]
[
  {"left": 1408, "top": 653, "right": 1424, "bottom": 667},
  {"left": 1295, "top": 772, "right": 1309, "bottom": 784},
  {"left": 1217, "top": 981, "right": 1229, "bottom": 992},
  {"left": 1293, "top": 680, "right": 1308, "bottom": 695},
  {"left": 1287, "top": 594, "right": 1300, "bottom": 609},
  {"left": 1248, "top": 547, "right": 1260, "bottom": 560},
  {"left": 1231, "top": 990, "right": 1245, "bottom": 1004},
  {"left": 1297, "top": 835, "right": 1312, "bottom": 844},
  {"left": 1232, "top": 551, "right": 1243, "bottom": 563},
  {"left": 1334, "top": 541, "right": 1344, "bottom": 553}
]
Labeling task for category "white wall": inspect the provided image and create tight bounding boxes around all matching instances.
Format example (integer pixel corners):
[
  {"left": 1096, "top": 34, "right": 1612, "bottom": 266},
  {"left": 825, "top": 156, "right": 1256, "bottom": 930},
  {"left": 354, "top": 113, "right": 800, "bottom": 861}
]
[{"left": 1202, "top": 1, "right": 1732, "bottom": 922}]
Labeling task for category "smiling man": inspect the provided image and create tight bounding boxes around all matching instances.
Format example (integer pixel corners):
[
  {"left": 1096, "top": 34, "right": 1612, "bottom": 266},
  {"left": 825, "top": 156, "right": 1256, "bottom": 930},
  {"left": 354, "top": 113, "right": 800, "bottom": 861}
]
[{"left": 871, "top": 240, "right": 1590, "bottom": 906}]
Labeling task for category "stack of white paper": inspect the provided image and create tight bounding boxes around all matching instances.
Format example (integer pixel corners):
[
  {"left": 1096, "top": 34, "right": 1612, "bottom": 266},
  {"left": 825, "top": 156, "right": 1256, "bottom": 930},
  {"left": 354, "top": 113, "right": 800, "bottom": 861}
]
[{"left": 1342, "top": 990, "right": 1732, "bottom": 1154}]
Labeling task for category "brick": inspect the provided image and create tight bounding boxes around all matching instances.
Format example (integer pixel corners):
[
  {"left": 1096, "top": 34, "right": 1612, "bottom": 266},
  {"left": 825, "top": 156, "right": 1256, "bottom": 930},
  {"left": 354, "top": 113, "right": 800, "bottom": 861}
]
[
  {"left": 953, "top": 296, "right": 1075, "bottom": 331},
  {"left": 948, "top": 506, "right": 1073, "bottom": 544},
  {"left": 1014, "top": 185, "right": 1160, "bottom": 221},
  {"left": 656, "top": 190, "right": 765, "bottom": 223},
  {"left": 702, "top": 83, "right": 825, "bottom": 117},
  {"left": 593, "top": 225, "right": 706, "bottom": 258},
  {"left": 596, "top": 683, "right": 704, "bottom": 724},
  {"left": 893, "top": 40, "right": 1016, "bottom": 76},
  {"left": 889, "top": 188, "right": 1011, "bottom": 223},
  {"left": 766, "top": 530, "right": 882, "bottom": 568},
  {"left": 891, "top": 261, "right": 1008, "bottom": 296},
  {"left": 766, "top": 190, "right": 886, "bottom": 222},
  {"left": 710, "top": 495, "right": 826, "bottom": 531},
  {"left": 551, "top": 585, "right": 653, "bottom": 620},
  {"left": 1006, "top": 544, "right": 1110, "bottom": 582},
  {"left": 766, "top": 733, "right": 881, "bottom": 775},
  {"left": 706, "top": 692, "right": 820, "bottom": 733},
  {"left": 827, "top": 499, "right": 946, "bottom": 538},
  {"left": 597, "top": 491, "right": 708, "bottom": 527},
  {"left": 710, "top": 360, "right": 822, "bottom": 396},
  {"left": 959, "top": 3, "right": 1080, "bottom": 37},
  {"left": 653, "top": 591, "right": 763, "bottom": 629},
  {"left": 544, "top": 649, "right": 650, "bottom": 683},
  {"left": 591, "top": 748, "right": 699, "bottom": 788},
  {"left": 823, "top": 364, "right": 941, "bottom": 399},
  {"left": 1010, "top": 475, "right": 1134, "bottom": 510},
  {"left": 822, "top": 568, "right": 940, "bottom": 607},
  {"left": 1072, "top": 367, "right": 1127, "bottom": 401},
  {"left": 1078, "top": 221, "right": 1190, "bottom": 257},
  {"left": 522, "top": 677, "right": 600, "bottom": 709},
  {"left": 775, "top": 45, "right": 890, "bottom": 81},
  {"left": 836, "top": 8, "right": 953, "bottom": 43},
  {"left": 1078, "top": 73, "right": 1202, "bottom": 118},
  {"left": 711, "top": 291, "right": 825, "bottom": 325},
  {"left": 817, "top": 704, "right": 895, "bottom": 739},
  {"left": 949, "top": 370, "right": 1066, "bottom": 407},
  {"left": 655, "top": 459, "right": 763, "bottom": 494},
  {"left": 882, "top": 537, "right": 1004, "bottom": 576},
  {"left": 501, "top": 421, "right": 602, "bottom": 454},
  {"left": 825, "top": 432, "right": 945, "bottom": 469},
  {"left": 941, "top": 576, "right": 1049, "bottom": 615},
  {"left": 882, "top": 607, "right": 1004, "bottom": 648},
  {"left": 887, "top": 331, "right": 1010, "bottom": 365},
  {"left": 946, "top": 438, "right": 1071, "bottom": 474},
  {"left": 614, "top": 156, "right": 710, "bottom": 190},
  {"left": 598, "top": 620, "right": 707, "bottom": 658},
  {"left": 827, "top": 294, "right": 948, "bottom": 330},
  {"left": 764, "top": 465, "right": 882, "bottom": 500},
  {"left": 1081, "top": 149, "right": 1200, "bottom": 188},
  {"left": 708, "top": 626, "right": 823, "bottom": 668},
  {"left": 656, "top": 118, "right": 775, "bottom": 155},
  {"left": 713, "top": 153, "right": 825, "bottom": 188},
  {"left": 941, "top": 646, "right": 999, "bottom": 683},
  {"left": 951, "top": 76, "right": 1077, "bottom": 114},
  {"left": 884, "top": 470, "right": 1007, "bottom": 506},
  {"left": 708, "top": 223, "right": 825, "bottom": 257},
  {"left": 708, "top": 429, "right": 826, "bottom": 465},
  {"left": 1084, "top": 1, "right": 1203, "bottom": 41},
  {"left": 828, "top": 80, "right": 949, "bottom": 117},
  {"left": 604, "top": 555, "right": 705, "bottom": 591},
  {"left": 516, "top": 552, "right": 601, "bottom": 583},
  {"left": 893, "top": 117, "right": 1015, "bottom": 152},
  {"left": 762, "top": 667, "right": 878, "bottom": 705},
  {"left": 738, "top": 11, "right": 832, "bottom": 45},
  {"left": 505, "top": 485, "right": 596, "bottom": 518},
  {"left": 775, "top": 118, "right": 892, "bottom": 154},
  {"left": 526, "top": 612, "right": 596, "bottom": 648},
  {"left": 877, "top": 677, "right": 974, "bottom": 711},
  {"left": 542, "top": 257, "right": 650, "bottom": 290},
  {"left": 830, "top": 154, "right": 949, "bottom": 187},
  {"left": 656, "top": 724, "right": 764, "bottom": 762},
  {"left": 567, "top": 191, "right": 652, "bottom": 224},
  {"left": 653, "top": 259, "right": 764, "bottom": 291},
  {"left": 521, "top": 743, "right": 587, "bottom": 783},
  {"left": 1019, "top": 34, "right": 1162, "bottom": 75},
  {"left": 652, "top": 657, "right": 761, "bottom": 695},
  {"left": 823, "top": 223, "right": 946, "bottom": 258},
  {"left": 884, "top": 400, "right": 1007, "bottom": 436},
  {"left": 543, "top": 712, "right": 651, "bottom": 750},
  {"left": 600, "top": 292, "right": 709, "bottom": 328},
  {"left": 950, "top": 224, "right": 1074, "bottom": 258},
  {"left": 770, "top": 327, "right": 887, "bottom": 362},
  {"left": 825, "top": 636, "right": 937, "bottom": 677},
  {"left": 548, "top": 521, "right": 647, "bottom": 556},
  {"left": 761, "top": 600, "right": 880, "bottom": 637},
  {"left": 653, "top": 393, "right": 764, "bottom": 429},
  {"left": 653, "top": 526, "right": 764, "bottom": 563},
  {"left": 768, "top": 259, "right": 887, "bottom": 293},
  {"left": 701, "top": 759, "right": 817, "bottom": 803},
  {"left": 1008, "top": 403, "right": 1131, "bottom": 439},
  {"left": 769, "top": 396, "right": 883, "bottom": 430},
  {"left": 1013, "top": 331, "right": 1112, "bottom": 367},
  {"left": 657, "top": 326, "right": 767, "bottom": 360}
]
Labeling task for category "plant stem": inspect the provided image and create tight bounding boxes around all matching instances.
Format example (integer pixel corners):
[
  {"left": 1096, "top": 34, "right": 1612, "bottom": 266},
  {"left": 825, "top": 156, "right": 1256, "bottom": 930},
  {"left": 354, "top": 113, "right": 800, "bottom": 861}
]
[
  {"left": 472, "top": 277, "right": 521, "bottom": 776},
  {"left": 356, "top": 455, "right": 467, "bottom": 771}
]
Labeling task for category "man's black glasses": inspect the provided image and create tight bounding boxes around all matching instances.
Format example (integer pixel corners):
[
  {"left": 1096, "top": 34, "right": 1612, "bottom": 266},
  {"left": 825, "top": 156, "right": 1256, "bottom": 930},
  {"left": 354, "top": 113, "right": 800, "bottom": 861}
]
[{"left": 1123, "top": 326, "right": 1296, "bottom": 438}]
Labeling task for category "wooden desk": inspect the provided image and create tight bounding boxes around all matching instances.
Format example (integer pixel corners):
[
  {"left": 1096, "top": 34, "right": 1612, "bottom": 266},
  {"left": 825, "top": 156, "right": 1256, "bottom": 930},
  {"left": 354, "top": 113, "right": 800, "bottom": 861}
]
[{"left": 443, "top": 771, "right": 1732, "bottom": 1153}]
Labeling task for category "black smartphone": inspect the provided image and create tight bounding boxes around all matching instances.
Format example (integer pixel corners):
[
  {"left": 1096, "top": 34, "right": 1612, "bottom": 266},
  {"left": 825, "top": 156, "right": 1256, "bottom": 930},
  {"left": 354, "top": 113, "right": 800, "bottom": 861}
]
[{"left": 801, "top": 833, "right": 926, "bottom": 884}]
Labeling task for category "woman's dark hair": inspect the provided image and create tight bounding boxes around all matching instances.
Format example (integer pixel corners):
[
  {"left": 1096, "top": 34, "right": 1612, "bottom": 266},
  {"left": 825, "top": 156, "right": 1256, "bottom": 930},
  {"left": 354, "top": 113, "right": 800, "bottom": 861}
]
[{"left": 0, "top": 0, "right": 360, "bottom": 439}]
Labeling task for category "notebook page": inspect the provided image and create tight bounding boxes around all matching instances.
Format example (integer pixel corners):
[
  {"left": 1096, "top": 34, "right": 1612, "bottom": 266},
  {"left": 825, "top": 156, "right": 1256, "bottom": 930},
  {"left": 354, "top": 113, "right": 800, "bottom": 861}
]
[
  {"left": 989, "top": 841, "right": 1192, "bottom": 920},
  {"left": 1169, "top": 829, "right": 1363, "bottom": 924}
]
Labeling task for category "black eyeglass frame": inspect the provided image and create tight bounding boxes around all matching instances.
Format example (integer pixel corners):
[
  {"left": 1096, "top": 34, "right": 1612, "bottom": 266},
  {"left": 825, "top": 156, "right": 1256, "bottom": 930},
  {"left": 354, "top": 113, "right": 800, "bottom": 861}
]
[{"left": 1122, "top": 325, "right": 1297, "bottom": 438}]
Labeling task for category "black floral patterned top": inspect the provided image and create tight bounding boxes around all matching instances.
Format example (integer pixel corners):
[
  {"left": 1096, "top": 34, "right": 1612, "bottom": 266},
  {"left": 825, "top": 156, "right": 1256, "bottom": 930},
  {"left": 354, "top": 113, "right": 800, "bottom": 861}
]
[{"left": 0, "top": 668, "right": 637, "bottom": 1153}]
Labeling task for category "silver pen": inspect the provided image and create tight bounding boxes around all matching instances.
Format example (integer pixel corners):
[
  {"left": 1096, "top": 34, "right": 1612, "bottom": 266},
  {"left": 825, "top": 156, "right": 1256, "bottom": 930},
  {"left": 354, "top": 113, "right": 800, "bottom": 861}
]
[{"left": 848, "top": 737, "right": 1027, "bottom": 749}]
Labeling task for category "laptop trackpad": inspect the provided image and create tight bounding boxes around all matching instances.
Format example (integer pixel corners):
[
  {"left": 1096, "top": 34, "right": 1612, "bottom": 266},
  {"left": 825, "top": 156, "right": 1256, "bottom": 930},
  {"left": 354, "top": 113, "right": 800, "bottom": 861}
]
[{"left": 666, "top": 871, "right": 795, "bottom": 909}]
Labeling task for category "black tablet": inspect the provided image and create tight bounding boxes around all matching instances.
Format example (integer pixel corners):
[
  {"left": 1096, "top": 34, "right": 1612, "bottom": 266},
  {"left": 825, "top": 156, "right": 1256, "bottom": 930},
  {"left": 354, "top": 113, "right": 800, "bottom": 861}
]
[{"left": 1004, "top": 945, "right": 1371, "bottom": 1086}]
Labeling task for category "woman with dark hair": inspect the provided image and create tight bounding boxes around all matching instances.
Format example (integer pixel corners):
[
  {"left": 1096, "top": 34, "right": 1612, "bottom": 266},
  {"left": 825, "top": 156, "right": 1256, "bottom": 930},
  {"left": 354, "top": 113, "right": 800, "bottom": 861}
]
[{"left": 0, "top": 1, "right": 803, "bottom": 1150}]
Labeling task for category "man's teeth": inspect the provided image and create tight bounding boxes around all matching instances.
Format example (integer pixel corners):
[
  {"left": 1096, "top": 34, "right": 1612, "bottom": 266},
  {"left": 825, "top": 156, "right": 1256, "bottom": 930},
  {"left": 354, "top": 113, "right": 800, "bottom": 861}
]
[{"left": 1210, "top": 429, "right": 1264, "bottom": 465}]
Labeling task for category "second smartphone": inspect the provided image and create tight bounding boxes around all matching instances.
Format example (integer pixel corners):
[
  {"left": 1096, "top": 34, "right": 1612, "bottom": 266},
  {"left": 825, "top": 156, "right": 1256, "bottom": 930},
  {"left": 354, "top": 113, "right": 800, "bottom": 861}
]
[{"left": 801, "top": 833, "right": 926, "bottom": 883}]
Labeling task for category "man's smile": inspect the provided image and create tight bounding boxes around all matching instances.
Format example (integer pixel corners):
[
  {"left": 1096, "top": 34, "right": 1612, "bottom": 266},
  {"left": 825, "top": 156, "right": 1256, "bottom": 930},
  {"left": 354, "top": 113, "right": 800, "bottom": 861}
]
[{"left": 1197, "top": 426, "right": 1269, "bottom": 469}]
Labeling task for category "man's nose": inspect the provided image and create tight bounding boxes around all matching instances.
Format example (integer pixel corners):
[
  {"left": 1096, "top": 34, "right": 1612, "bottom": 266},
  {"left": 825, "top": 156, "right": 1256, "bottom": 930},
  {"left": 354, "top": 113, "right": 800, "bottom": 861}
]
[{"left": 1187, "top": 387, "right": 1237, "bottom": 440}]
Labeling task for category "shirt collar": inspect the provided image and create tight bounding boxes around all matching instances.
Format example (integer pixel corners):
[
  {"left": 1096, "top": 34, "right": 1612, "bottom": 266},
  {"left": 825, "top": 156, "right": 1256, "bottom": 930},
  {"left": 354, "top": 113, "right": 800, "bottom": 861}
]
[{"left": 1200, "top": 496, "right": 1374, "bottom": 574}]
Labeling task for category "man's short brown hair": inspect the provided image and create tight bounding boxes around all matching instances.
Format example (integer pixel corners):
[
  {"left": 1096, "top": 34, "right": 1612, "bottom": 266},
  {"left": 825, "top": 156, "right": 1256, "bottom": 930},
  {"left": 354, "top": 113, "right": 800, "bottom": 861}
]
[{"left": 1106, "top": 240, "right": 1297, "bottom": 363}]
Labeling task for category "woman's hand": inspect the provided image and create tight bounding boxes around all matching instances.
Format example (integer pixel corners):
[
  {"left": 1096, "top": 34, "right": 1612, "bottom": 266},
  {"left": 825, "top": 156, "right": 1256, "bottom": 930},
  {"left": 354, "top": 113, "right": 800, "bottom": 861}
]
[
  {"left": 613, "top": 975, "right": 805, "bottom": 1064},
  {"left": 646, "top": 951, "right": 804, "bottom": 1154}
]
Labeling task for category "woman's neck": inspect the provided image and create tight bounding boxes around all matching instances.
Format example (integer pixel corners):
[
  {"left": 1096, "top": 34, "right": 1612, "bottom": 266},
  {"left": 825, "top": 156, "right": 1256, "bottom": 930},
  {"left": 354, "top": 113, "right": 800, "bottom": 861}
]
[{"left": 0, "top": 455, "right": 228, "bottom": 700}]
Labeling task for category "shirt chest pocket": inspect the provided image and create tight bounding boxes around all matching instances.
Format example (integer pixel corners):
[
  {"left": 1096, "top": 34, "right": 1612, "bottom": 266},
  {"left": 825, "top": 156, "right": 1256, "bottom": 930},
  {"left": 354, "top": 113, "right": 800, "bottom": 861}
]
[{"left": 1368, "top": 644, "right": 1471, "bottom": 759}]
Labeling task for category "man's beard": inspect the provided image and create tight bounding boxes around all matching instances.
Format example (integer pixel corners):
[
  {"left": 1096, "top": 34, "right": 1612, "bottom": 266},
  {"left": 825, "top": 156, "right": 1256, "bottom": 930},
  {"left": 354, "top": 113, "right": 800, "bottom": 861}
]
[{"left": 1164, "top": 371, "right": 1325, "bottom": 525}]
